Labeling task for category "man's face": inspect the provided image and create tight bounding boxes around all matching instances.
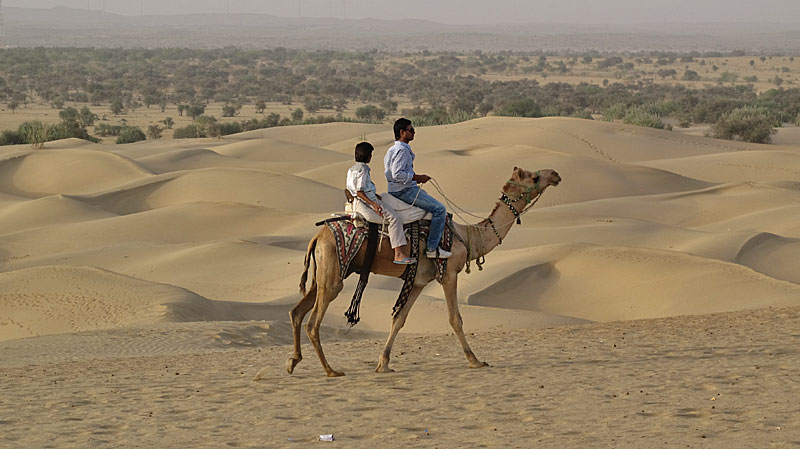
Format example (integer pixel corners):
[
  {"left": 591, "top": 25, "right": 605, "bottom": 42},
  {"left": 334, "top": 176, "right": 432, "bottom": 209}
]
[{"left": 401, "top": 125, "right": 415, "bottom": 142}]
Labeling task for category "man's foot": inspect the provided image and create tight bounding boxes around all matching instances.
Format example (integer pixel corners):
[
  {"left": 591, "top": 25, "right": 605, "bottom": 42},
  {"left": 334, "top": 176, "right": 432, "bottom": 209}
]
[
  {"left": 393, "top": 257, "right": 417, "bottom": 265},
  {"left": 425, "top": 248, "right": 452, "bottom": 259}
]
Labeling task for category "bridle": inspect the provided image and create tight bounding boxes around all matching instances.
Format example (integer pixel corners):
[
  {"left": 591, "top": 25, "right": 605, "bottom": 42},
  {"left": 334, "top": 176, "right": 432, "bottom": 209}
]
[
  {"left": 485, "top": 171, "right": 544, "bottom": 245},
  {"left": 499, "top": 171, "right": 543, "bottom": 225}
]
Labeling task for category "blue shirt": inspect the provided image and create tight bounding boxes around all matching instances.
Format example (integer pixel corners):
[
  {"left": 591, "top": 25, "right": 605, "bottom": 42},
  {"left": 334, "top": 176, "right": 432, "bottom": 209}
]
[{"left": 384, "top": 141, "right": 416, "bottom": 192}]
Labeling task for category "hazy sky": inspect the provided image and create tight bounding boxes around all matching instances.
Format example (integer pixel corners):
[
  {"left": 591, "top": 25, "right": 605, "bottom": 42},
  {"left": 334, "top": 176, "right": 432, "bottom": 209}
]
[{"left": 6, "top": 0, "right": 800, "bottom": 25}]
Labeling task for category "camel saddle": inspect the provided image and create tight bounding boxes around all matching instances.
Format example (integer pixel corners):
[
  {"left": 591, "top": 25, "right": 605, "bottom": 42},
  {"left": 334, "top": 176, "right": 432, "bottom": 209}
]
[{"left": 344, "top": 190, "right": 432, "bottom": 225}]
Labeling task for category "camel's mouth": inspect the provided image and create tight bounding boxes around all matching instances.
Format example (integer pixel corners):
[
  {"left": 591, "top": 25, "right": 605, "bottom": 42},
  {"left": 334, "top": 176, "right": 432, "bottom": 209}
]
[{"left": 550, "top": 173, "right": 562, "bottom": 186}]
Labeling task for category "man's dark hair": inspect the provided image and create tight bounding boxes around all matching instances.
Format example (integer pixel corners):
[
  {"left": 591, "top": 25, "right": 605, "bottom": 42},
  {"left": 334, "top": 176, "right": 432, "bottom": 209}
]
[
  {"left": 355, "top": 141, "right": 374, "bottom": 163},
  {"left": 393, "top": 118, "right": 412, "bottom": 140}
]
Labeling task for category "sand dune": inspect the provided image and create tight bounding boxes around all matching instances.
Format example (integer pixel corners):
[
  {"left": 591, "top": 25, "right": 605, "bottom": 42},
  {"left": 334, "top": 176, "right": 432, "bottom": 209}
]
[
  {"left": 1, "top": 116, "right": 797, "bottom": 339},
  {"left": 1, "top": 117, "right": 799, "bottom": 447},
  {"left": 0, "top": 147, "right": 152, "bottom": 197}
]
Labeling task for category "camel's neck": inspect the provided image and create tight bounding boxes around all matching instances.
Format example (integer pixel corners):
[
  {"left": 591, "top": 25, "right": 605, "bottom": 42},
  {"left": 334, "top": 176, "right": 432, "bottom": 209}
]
[{"left": 458, "top": 194, "right": 526, "bottom": 261}]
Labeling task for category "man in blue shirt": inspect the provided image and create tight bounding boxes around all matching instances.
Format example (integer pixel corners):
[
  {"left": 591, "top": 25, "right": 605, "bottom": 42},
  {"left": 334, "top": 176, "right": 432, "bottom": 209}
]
[{"left": 384, "top": 118, "right": 451, "bottom": 259}]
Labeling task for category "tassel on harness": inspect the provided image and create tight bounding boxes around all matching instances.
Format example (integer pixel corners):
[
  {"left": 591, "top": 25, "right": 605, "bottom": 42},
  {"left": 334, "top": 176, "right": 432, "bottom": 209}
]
[{"left": 344, "top": 222, "right": 380, "bottom": 326}]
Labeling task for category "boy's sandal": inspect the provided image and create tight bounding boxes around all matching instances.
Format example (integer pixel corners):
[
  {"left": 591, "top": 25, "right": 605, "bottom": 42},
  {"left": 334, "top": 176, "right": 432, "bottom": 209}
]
[{"left": 392, "top": 257, "right": 417, "bottom": 265}]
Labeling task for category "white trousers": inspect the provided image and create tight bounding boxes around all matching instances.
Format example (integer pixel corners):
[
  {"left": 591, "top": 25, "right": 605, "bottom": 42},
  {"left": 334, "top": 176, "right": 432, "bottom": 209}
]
[{"left": 353, "top": 198, "right": 407, "bottom": 249}]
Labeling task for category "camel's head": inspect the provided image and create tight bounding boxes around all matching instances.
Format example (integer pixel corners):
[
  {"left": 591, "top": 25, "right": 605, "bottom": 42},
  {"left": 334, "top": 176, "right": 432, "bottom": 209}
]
[{"left": 503, "top": 167, "right": 561, "bottom": 202}]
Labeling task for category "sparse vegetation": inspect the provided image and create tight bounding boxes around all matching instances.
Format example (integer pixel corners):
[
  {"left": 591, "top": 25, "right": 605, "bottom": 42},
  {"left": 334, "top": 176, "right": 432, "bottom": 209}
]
[
  {"left": 0, "top": 48, "right": 798, "bottom": 144},
  {"left": 711, "top": 106, "right": 778, "bottom": 143}
]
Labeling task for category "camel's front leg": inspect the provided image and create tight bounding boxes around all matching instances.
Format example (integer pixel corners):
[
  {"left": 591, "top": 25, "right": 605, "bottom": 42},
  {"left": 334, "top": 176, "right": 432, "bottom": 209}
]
[
  {"left": 376, "top": 286, "right": 424, "bottom": 373},
  {"left": 442, "top": 275, "right": 489, "bottom": 369}
]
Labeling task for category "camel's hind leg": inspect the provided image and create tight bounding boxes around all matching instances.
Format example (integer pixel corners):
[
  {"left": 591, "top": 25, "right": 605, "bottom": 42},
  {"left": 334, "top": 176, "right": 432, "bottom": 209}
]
[
  {"left": 376, "top": 285, "right": 424, "bottom": 373},
  {"left": 306, "top": 281, "right": 345, "bottom": 377},
  {"left": 286, "top": 285, "right": 316, "bottom": 374},
  {"left": 442, "top": 275, "right": 489, "bottom": 369}
]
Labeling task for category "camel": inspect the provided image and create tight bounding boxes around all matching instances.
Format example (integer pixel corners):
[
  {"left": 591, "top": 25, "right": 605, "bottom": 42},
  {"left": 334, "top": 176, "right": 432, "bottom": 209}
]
[{"left": 287, "top": 167, "right": 561, "bottom": 377}]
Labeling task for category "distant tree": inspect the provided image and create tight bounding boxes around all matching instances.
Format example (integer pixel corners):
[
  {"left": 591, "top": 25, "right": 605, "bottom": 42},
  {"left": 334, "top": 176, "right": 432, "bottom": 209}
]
[
  {"left": 682, "top": 70, "right": 700, "bottom": 81},
  {"left": 146, "top": 124, "right": 163, "bottom": 140},
  {"left": 719, "top": 72, "right": 739, "bottom": 83},
  {"left": 760, "top": 56, "right": 767, "bottom": 63},
  {"left": 582, "top": 55, "right": 593, "bottom": 64},
  {"left": 162, "top": 117, "right": 174, "bottom": 129},
  {"left": 657, "top": 69, "right": 677, "bottom": 79},
  {"left": 197, "top": 115, "right": 222, "bottom": 137},
  {"left": 110, "top": 99, "right": 124, "bottom": 116},
  {"left": 187, "top": 104, "right": 206, "bottom": 120},
  {"left": 222, "top": 104, "right": 239, "bottom": 117},
  {"left": 177, "top": 105, "right": 187, "bottom": 117},
  {"left": 772, "top": 76, "right": 784, "bottom": 87},
  {"left": 291, "top": 108, "right": 304, "bottom": 122},
  {"left": 255, "top": 99, "right": 267, "bottom": 114},
  {"left": 7, "top": 101, "right": 19, "bottom": 114},
  {"left": 59, "top": 107, "right": 80, "bottom": 124},
  {"left": 78, "top": 106, "right": 98, "bottom": 127},
  {"left": 749, "top": 60, "right": 755, "bottom": 69},
  {"left": 355, "top": 105, "right": 386, "bottom": 122},
  {"left": 380, "top": 99, "right": 398, "bottom": 114}
]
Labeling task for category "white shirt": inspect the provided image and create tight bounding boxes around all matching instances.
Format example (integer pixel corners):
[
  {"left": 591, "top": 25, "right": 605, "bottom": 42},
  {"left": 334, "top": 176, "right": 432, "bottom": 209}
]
[{"left": 346, "top": 162, "right": 379, "bottom": 202}]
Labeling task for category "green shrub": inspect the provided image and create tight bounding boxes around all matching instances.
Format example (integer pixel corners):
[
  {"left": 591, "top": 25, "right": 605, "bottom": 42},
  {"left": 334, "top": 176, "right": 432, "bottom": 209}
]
[
  {"left": 623, "top": 105, "right": 665, "bottom": 129},
  {"left": 116, "top": 126, "right": 146, "bottom": 144},
  {"left": 711, "top": 106, "right": 778, "bottom": 143},
  {"left": 602, "top": 103, "right": 627, "bottom": 121},
  {"left": 219, "top": 121, "right": 243, "bottom": 136},
  {"left": 682, "top": 70, "right": 700, "bottom": 81},
  {"left": 0, "top": 130, "right": 25, "bottom": 146},
  {"left": 173, "top": 124, "right": 201, "bottom": 139},
  {"left": 495, "top": 98, "right": 542, "bottom": 118},
  {"left": 19, "top": 121, "right": 47, "bottom": 149},
  {"left": 95, "top": 123, "right": 124, "bottom": 137},
  {"left": 355, "top": 105, "right": 386, "bottom": 122},
  {"left": 570, "top": 110, "right": 594, "bottom": 120}
]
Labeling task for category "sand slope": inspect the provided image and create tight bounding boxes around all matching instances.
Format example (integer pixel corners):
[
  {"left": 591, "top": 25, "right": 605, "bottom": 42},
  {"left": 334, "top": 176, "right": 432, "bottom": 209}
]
[
  {"left": 1, "top": 117, "right": 799, "bottom": 446},
  {"left": 1, "top": 116, "right": 798, "bottom": 341}
]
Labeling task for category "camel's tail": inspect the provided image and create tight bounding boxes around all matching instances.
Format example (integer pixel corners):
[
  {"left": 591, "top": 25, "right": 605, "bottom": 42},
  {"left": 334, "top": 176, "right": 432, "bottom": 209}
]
[{"left": 299, "top": 235, "right": 318, "bottom": 295}]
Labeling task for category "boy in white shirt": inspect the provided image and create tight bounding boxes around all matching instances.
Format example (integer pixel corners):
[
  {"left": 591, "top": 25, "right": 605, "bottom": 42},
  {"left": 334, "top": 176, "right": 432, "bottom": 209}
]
[{"left": 346, "top": 142, "right": 416, "bottom": 265}]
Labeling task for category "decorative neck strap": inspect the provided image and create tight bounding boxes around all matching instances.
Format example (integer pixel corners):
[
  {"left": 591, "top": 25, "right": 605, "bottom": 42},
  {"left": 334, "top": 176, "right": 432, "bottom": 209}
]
[{"left": 500, "top": 192, "right": 523, "bottom": 225}]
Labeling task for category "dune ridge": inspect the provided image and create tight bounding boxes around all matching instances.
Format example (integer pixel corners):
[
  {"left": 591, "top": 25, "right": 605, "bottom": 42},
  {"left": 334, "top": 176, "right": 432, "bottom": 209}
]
[{"left": 1, "top": 116, "right": 798, "bottom": 342}]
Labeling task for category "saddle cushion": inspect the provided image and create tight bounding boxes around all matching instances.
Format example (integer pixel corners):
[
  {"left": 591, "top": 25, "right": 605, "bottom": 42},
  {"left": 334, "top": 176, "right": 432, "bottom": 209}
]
[{"left": 346, "top": 192, "right": 432, "bottom": 224}]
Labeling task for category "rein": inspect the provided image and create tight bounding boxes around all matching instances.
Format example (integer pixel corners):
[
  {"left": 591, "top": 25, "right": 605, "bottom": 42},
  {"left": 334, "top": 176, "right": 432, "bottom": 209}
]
[{"left": 434, "top": 172, "right": 546, "bottom": 274}]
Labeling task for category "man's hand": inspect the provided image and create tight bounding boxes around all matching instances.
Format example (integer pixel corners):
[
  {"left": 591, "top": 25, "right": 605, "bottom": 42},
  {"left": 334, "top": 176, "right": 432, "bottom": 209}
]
[
  {"left": 413, "top": 174, "right": 431, "bottom": 184},
  {"left": 372, "top": 203, "right": 384, "bottom": 216}
]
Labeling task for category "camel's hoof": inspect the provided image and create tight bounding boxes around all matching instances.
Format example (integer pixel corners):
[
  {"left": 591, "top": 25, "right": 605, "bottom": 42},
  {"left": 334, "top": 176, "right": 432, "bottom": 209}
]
[
  {"left": 375, "top": 365, "right": 395, "bottom": 373},
  {"left": 327, "top": 370, "right": 346, "bottom": 377},
  {"left": 469, "top": 361, "right": 490, "bottom": 369},
  {"left": 286, "top": 357, "right": 300, "bottom": 374}
]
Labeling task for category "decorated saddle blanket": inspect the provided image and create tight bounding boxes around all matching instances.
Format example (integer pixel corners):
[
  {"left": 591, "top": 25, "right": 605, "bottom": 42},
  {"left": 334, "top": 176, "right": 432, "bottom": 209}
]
[
  {"left": 326, "top": 220, "right": 370, "bottom": 281},
  {"left": 326, "top": 214, "right": 454, "bottom": 322}
]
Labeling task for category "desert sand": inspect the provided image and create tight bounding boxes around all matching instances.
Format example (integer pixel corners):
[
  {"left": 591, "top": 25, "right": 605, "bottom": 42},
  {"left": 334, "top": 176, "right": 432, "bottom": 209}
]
[{"left": 1, "top": 117, "right": 799, "bottom": 447}]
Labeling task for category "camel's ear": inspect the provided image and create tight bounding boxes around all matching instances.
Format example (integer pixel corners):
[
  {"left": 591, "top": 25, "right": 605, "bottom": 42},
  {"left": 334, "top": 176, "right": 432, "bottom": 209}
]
[{"left": 532, "top": 172, "right": 540, "bottom": 184}]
